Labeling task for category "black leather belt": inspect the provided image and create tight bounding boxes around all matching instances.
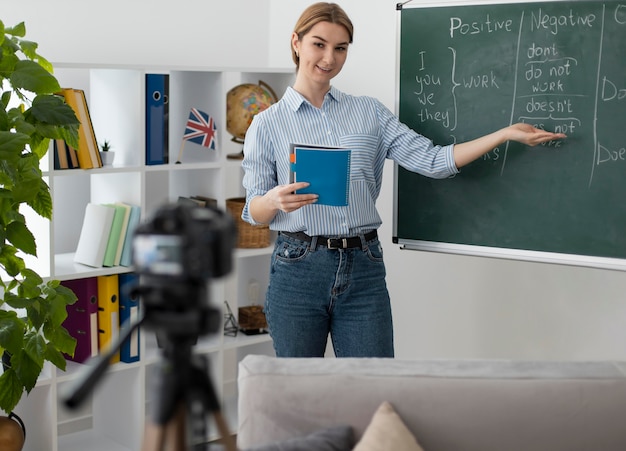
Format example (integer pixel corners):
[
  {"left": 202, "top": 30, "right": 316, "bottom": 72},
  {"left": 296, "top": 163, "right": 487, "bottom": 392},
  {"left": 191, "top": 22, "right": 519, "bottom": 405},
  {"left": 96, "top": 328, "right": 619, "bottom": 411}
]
[{"left": 280, "top": 230, "right": 377, "bottom": 250}]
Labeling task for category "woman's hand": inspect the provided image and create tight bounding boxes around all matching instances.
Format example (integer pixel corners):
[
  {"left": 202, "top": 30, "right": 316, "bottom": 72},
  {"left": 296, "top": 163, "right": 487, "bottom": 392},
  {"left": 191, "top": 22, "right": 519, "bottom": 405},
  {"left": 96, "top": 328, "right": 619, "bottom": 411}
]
[
  {"left": 454, "top": 123, "right": 567, "bottom": 168},
  {"left": 249, "top": 182, "right": 318, "bottom": 224},
  {"left": 506, "top": 123, "right": 567, "bottom": 146},
  {"left": 265, "top": 182, "right": 318, "bottom": 213}
]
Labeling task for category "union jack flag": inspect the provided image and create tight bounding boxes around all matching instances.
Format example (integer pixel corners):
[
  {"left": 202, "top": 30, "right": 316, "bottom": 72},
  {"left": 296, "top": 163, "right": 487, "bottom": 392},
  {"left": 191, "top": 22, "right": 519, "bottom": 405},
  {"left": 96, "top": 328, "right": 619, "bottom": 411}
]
[{"left": 183, "top": 108, "right": 217, "bottom": 149}]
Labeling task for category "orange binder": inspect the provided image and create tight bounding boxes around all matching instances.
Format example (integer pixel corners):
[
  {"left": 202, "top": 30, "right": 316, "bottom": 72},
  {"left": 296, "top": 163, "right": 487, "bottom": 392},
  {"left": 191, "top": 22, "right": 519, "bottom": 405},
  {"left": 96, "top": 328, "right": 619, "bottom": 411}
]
[{"left": 97, "top": 274, "right": 120, "bottom": 363}]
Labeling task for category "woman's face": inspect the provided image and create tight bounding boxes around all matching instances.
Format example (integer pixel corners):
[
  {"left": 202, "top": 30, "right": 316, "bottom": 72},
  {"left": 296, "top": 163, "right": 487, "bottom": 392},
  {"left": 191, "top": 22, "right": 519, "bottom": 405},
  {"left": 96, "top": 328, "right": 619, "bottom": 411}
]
[{"left": 293, "top": 21, "right": 350, "bottom": 87}]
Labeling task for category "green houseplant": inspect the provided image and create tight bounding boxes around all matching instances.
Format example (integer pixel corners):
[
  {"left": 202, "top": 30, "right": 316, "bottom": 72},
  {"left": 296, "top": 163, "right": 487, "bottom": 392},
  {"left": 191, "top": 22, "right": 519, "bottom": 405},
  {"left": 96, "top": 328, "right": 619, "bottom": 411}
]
[
  {"left": 99, "top": 139, "right": 115, "bottom": 165},
  {"left": 0, "top": 20, "right": 80, "bottom": 415}
]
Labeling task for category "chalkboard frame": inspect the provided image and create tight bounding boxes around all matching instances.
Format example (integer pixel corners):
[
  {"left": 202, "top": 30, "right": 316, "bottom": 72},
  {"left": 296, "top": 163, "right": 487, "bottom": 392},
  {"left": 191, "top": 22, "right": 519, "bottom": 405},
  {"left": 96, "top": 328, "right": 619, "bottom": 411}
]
[{"left": 392, "top": 0, "right": 626, "bottom": 271}]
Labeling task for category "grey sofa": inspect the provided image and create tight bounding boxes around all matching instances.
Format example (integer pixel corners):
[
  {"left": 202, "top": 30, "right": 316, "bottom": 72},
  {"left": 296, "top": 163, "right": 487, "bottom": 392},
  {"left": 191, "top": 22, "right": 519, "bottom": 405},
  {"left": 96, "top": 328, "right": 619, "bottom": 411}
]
[{"left": 237, "top": 355, "right": 626, "bottom": 451}]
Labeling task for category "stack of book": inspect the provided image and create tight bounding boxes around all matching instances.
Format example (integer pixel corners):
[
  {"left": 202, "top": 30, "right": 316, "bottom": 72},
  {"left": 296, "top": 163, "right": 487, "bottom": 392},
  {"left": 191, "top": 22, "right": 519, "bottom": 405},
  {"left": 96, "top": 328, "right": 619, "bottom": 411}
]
[
  {"left": 54, "top": 88, "right": 103, "bottom": 170},
  {"left": 61, "top": 273, "right": 140, "bottom": 364},
  {"left": 177, "top": 195, "right": 218, "bottom": 208},
  {"left": 74, "top": 202, "right": 141, "bottom": 268}
]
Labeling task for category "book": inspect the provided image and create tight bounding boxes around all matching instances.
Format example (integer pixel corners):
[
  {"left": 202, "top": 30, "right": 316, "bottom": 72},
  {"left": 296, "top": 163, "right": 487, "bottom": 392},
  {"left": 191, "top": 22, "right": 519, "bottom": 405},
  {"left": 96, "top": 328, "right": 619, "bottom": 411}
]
[
  {"left": 145, "top": 73, "right": 169, "bottom": 165},
  {"left": 74, "top": 203, "right": 116, "bottom": 267},
  {"left": 102, "top": 203, "right": 128, "bottom": 267},
  {"left": 191, "top": 195, "right": 218, "bottom": 209},
  {"left": 97, "top": 274, "right": 120, "bottom": 363},
  {"left": 67, "top": 144, "right": 79, "bottom": 168},
  {"left": 289, "top": 144, "right": 351, "bottom": 206},
  {"left": 177, "top": 195, "right": 214, "bottom": 208},
  {"left": 53, "top": 139, "right": 80, "bottom": 170},
  {"left": 61, "top": 277, "right": 99, "bottom": 363},
  {"left": 119, "top": 203, "right": 141, "bottom": 267},
  {"left": 177, "top": 196, "right": 202, "bottom": 207},
  {"left": 54, "top": 139, "right": 69, "bottom": 169},
  {"left": 118, "top": 272, "right": 140, "bottom": 363},
  {"left": 112, "top": 202, "right": 132, "bottom": 266},
  {"left": 61, "top": 88, "right": 102, "bottom": 169}
]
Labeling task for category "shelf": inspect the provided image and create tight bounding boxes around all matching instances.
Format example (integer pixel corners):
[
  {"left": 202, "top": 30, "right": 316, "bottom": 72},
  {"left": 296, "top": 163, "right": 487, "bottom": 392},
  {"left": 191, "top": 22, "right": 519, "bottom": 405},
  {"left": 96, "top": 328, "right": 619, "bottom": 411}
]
[
  {"left": 20, "top": 63, "right": 294, "bottom": 451},
  {"left": 58, "top": 430, "right": 134, "bottom": 451},
  {"left": 223, "top": 333, "right": 272, "bottom": 350},
  {"left": 53, "top": 253, "right": 132, "bottom": 280}
]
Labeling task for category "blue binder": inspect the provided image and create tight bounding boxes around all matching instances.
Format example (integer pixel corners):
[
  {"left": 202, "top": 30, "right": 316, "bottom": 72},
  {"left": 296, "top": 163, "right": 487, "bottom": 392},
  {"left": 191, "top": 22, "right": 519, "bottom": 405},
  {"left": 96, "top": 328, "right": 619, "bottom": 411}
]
[
  {"left": 118, "top": 272, "right": 141, "bottom": 363},
  {"left": 145, "top": 73, "right": 169, "bottom": 165}
]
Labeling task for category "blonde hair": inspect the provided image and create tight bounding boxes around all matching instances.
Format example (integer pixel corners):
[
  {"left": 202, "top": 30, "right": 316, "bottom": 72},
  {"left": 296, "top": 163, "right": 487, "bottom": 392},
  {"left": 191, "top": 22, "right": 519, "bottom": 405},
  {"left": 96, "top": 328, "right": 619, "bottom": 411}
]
[{"left": 291, "top": 3, "right": 354, "bottom": 68}]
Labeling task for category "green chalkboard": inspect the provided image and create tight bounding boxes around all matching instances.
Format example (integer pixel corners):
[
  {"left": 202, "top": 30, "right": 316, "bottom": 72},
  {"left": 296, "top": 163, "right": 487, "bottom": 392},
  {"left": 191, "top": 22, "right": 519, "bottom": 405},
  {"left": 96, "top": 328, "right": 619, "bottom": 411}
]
[{"left": 394, "top": 1, "right": 626, "bottom": 269}]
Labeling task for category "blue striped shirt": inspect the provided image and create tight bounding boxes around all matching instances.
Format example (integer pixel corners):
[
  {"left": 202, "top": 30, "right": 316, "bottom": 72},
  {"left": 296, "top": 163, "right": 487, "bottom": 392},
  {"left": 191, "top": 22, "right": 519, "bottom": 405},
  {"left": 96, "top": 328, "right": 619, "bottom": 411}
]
[{"left": 241, "top": 86, "right": 458, "bottom": 236}]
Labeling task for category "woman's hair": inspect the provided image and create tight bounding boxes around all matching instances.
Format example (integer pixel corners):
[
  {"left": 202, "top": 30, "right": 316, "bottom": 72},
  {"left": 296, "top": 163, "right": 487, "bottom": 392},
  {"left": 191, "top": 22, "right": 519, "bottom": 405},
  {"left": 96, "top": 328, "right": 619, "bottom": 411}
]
[{"left": 292, "top": 2, "right": 354, "bottom": 68}]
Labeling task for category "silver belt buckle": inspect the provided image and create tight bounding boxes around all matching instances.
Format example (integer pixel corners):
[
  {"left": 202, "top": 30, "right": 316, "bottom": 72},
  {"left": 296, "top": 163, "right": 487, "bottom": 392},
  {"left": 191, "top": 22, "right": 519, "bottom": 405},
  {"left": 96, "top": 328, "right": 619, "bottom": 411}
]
[{"left": 327, "top": 238, "right": 348, "bottom": 249}]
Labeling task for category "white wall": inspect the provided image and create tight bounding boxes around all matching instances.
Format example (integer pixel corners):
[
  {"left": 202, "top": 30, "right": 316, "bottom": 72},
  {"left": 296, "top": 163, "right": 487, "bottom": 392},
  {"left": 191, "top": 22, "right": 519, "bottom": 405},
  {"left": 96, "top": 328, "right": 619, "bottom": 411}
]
[{"left": 5, "top": 0, "right": 625, "bottom": 361}]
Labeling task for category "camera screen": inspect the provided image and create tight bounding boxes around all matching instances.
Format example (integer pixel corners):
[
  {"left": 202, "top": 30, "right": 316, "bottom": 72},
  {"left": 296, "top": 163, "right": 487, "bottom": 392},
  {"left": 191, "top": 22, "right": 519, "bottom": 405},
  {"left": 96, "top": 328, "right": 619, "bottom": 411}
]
[{"left": 133, "top": 235, "right": 183, "bottom": 276}]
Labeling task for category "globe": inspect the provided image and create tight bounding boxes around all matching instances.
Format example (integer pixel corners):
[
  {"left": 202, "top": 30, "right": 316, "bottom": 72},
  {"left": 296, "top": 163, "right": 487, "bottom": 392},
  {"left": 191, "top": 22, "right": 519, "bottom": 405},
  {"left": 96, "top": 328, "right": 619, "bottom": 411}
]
[{"left": 226, "top": 81, "right": 277, "bottom": 144}]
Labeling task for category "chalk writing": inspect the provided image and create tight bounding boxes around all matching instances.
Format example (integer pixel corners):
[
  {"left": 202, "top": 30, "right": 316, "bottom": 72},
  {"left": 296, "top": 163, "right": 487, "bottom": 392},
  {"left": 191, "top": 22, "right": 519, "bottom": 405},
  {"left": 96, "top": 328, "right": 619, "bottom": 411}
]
[
  {"left": 530, "top": 8, "right": 596, "bottom": 34},
  {"left": 405, "top": 3, "right": 625, "bottom": 186},
  {"left": 449, "top": 14, "right": 514, "bottom": 38}
]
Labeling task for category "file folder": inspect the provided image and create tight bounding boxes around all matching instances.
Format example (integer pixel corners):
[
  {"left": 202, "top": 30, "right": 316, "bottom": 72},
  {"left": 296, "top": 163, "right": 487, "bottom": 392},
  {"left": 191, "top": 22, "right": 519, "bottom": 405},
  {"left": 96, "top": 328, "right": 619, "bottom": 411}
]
[
  {"left": 97, "top": 274, "right": 120, "bottom": 363},
  {"left": 145, "top": 73, "right": 169, "bottom": 165},
  {"left": 118, "top": 272, "right": 140, "bottom": 363},
  {"left": 61, "top": 277, "right": 99, "bottom": 363}
]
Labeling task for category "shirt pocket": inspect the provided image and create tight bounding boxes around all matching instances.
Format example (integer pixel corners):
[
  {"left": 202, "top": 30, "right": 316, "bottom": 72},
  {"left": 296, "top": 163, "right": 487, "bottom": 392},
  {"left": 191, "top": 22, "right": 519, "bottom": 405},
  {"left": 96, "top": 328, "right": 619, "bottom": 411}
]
[{"left": 339, "top": 134, "right": 379, "bottom": 184}]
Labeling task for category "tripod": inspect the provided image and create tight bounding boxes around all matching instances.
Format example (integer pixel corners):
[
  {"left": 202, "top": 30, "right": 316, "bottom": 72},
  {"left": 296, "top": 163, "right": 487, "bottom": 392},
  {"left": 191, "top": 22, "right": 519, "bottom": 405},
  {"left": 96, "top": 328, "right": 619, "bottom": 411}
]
[{"left": 63, "top": 284, "right": 238, "bottom": 451}]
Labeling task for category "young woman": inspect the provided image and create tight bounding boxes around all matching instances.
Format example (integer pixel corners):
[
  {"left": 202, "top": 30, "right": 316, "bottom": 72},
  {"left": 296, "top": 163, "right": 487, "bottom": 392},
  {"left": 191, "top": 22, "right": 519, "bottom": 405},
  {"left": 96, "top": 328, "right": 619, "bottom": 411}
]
[{"left": 241, "top": 2, "right": 565, "bottom": 358}]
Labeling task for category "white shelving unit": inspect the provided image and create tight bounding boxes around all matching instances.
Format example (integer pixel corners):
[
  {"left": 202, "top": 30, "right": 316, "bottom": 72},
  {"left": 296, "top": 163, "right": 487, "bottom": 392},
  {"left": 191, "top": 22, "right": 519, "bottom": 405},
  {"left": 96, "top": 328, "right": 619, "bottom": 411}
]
[{"left": 13, "top": 65, "right": 294, "bottom": 451}]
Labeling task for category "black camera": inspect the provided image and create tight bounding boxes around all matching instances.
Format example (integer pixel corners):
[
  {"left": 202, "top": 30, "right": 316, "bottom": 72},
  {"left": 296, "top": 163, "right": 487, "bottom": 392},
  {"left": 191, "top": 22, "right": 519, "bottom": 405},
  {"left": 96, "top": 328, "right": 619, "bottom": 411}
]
[
  {"left": 132, "top": 202, "right": 236, "bottom": 312},
  {"left": 133, "top": 202, "right": 236, "bottom": 280}
]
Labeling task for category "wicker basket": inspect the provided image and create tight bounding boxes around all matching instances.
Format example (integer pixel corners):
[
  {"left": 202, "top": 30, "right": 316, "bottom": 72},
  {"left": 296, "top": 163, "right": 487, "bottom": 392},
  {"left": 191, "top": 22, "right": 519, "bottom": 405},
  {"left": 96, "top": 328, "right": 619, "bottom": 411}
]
[{"left": 226, "top": 197, "right": 270, "bottom": 248}]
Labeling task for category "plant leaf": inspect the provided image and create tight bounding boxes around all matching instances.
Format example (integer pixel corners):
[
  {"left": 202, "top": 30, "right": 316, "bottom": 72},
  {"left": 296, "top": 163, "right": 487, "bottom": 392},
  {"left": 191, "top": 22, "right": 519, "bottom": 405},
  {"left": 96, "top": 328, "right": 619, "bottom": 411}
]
[
  {"left": 0, "top": 310, "right": 24, "bottom": 352},
  {"left": 44, "top": 343, "right": 67, "bottom": 370},
  {"left": 6, "top": 221, "right": 36, "bottom": 255},
  {"left": 28, "top": 179, "right": 53, "bottom": 220},
  {"left": 17, "top": 40, "right": 38, "bottom": 60},
  {"left": 30, "top": 94, "right": 79, "bottom": 126},
  {"left": 0, "top": 130, "right": 29, "bottom": 162},
  {"left": 0, "top": 104, "right": 8, "bottom": 130},
  {"left": 0, "top": 245, "right": 24, "bottom": 277},
  {"left": 44, "top": 324, "right": 76, "bottom": 360},
  {"left": 5, "top": 22, "right": 26, "bottom": 38},
  {"left": 0, "top": 369, "right": 24, "bottom": 414},
  {"left": 12, "top": 342, "right": 42, "bottom": 392},
  {"left": 10, "top": 60, "right": 61, "bottom": 95}
]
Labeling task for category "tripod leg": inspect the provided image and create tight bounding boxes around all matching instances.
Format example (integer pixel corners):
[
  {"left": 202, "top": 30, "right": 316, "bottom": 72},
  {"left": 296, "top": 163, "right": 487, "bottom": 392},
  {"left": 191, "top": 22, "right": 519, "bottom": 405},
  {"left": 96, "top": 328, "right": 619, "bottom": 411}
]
[
  {"left": 142, "top": 404, "right": 187, "bottom": 451},
  {"left": 189, "top": 356, "right": 238, "bottom": 451},
  {"left": 212, "top": 410, "right": 238, "bottom": 451}
]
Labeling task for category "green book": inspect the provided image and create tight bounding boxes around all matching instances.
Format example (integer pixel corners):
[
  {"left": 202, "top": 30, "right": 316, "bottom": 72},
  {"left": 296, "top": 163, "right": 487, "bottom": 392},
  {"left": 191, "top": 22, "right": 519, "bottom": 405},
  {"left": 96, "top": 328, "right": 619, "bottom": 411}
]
[{"left": 102, "top": 203, "right": 127, "bottom": 267}]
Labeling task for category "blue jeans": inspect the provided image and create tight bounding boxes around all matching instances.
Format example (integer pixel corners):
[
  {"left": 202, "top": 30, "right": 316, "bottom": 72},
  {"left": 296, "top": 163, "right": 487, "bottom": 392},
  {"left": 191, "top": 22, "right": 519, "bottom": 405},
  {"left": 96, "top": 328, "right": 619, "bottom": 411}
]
[{"left": 264, "top": 232, "right": 394, "bottom": 357}]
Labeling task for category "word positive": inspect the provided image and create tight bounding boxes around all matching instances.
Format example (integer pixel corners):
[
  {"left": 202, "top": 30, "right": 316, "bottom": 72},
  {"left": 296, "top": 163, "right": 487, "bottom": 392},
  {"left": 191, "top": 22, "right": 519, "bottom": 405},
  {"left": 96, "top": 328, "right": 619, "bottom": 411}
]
[{"left": 449, "top": 14, "right": 513, "bottom": 38}]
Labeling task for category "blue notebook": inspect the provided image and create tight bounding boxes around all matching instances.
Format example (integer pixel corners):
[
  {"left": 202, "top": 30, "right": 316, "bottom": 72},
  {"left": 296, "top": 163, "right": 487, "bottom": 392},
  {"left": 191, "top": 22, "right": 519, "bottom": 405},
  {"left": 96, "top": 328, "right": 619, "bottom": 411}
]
[{"left": 289, "top": 144, "right": 351, "bottom": 206}]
